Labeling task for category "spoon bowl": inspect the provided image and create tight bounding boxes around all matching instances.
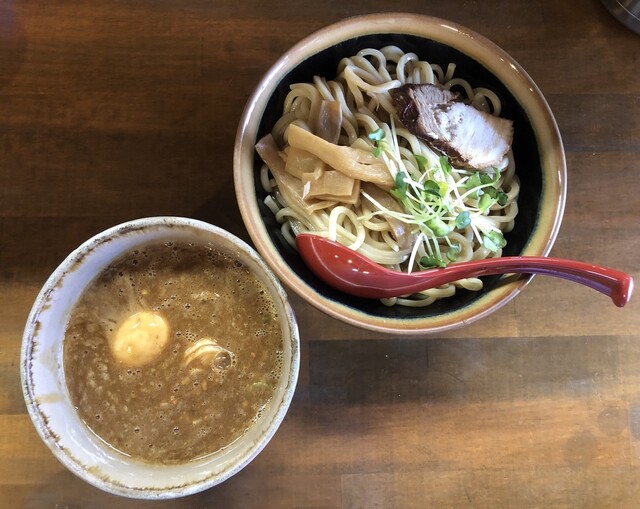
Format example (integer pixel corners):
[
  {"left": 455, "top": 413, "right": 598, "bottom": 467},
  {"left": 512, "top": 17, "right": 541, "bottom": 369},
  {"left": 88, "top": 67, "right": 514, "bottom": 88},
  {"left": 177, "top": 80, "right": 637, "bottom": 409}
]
[{"left": 296, "top": 234, "right": 633, "bottom": 307}]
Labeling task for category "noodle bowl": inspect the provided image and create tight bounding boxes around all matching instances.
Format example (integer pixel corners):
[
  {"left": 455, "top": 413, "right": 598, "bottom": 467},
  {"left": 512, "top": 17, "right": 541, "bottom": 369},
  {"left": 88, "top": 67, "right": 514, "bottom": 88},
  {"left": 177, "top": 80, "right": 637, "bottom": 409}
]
[
  {"left": 234, "top": 13, "right": 566, "bottom": 334},
  {"left": 257, "top": 46, "right": 520, "bottom": 307}
]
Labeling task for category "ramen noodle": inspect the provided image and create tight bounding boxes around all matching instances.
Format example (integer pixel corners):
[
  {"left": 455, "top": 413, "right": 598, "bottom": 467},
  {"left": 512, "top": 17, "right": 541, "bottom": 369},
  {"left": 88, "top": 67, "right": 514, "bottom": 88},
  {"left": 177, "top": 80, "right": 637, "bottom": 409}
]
[{"left": 257, "top": 46, "right": 520, "bottom": 307}]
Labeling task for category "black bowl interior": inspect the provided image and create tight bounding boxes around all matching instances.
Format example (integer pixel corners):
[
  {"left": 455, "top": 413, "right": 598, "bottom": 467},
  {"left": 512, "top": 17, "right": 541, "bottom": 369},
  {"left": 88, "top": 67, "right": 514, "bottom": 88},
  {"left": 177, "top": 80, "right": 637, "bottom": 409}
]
[{"left": 253, "top": 33, "right": 542, "bottom": 322}]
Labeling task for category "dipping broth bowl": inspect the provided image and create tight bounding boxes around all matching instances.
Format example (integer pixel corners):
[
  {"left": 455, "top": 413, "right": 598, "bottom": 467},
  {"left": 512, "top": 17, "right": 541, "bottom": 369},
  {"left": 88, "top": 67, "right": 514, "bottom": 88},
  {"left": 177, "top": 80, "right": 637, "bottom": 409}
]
[
  {"left": 21, "top": 217, "right": 300, "bottom": 499},
  {"left": 234, "top": 13, "right": 567, "bottom": 335}
]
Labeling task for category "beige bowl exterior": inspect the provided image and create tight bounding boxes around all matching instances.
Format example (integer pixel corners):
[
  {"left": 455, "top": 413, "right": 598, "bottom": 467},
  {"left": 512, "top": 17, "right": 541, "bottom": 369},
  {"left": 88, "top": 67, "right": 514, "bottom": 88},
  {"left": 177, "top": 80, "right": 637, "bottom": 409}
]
[
  {"left": 234, "top": 13, "right": 566, "bottom": 334},
  {"left": 21, "top": 217, "right": 300, "bottom": 498}
]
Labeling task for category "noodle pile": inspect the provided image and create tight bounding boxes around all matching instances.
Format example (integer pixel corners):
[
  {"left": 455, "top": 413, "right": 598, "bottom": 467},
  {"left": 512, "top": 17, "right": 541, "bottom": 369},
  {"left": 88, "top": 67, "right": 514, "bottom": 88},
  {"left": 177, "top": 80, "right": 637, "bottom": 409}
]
[{"left": 257, "top": 46, "right": 520, "bottom": 307}]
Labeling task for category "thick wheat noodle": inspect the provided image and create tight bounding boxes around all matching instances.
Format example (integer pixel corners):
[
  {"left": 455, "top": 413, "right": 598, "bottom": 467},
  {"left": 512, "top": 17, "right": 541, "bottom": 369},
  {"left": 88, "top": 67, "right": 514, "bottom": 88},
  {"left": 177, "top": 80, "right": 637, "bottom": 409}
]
[{"left": 260, "top": 46, "right": 520, "bottom": 307}]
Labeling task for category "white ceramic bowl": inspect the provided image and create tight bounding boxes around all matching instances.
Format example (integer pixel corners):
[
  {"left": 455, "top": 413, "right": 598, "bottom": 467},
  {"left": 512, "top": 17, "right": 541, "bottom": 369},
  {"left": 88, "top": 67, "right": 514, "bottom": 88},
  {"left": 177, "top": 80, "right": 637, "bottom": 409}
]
[
  {"left": 234, "top": 13, "right": 567, "bottom": 334},
  {"left": 20, "top": 217, "right": 300, "bottom": 499}
]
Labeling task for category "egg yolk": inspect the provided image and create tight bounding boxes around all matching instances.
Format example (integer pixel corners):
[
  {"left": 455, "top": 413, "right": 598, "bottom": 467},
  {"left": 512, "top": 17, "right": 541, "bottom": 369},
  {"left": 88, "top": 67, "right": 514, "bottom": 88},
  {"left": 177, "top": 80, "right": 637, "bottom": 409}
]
[{"left": 110, "top": 311, "right": 169, "bottom": 366}]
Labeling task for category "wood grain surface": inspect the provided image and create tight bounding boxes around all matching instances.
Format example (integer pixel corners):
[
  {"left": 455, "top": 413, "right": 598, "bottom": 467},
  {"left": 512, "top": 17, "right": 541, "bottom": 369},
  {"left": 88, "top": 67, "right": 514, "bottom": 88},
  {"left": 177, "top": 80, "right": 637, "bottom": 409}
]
[{"left": 1, "top": 0, "right": 639, "bottom": 507}]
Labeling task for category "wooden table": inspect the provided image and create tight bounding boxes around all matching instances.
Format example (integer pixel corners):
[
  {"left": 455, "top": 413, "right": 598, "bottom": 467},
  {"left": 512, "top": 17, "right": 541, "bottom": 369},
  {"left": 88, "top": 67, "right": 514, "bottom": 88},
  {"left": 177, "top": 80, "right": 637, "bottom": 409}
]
[{"left": 1, "top": 1, "right": 639, "bottom": 507}]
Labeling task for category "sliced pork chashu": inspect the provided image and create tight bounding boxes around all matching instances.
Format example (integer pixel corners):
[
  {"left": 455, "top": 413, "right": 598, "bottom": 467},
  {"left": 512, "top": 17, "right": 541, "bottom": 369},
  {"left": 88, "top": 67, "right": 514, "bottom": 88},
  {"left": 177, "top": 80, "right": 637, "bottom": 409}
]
[{"left": 390, "top": 84, "right": 513, "bottom": 170}]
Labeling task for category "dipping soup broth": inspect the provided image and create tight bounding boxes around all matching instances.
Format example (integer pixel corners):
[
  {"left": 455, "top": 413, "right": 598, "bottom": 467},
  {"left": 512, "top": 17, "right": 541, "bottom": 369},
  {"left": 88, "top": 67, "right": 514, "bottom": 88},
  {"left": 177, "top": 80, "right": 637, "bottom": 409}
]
[{"left": 63, "top": 241, "right": 284, "bottom": 464}]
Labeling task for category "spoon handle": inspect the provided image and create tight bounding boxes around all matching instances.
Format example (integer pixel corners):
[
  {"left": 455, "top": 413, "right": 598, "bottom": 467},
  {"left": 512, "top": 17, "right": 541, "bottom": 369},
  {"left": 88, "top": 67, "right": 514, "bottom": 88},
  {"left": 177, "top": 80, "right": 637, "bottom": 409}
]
[{"left": 410, "top": 257, "right": 633, "bottom": 307}]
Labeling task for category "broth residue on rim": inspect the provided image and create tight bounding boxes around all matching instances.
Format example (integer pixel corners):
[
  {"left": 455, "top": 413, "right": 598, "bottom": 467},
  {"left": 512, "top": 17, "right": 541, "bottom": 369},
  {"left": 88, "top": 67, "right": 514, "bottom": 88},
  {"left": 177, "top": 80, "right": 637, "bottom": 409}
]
[{"left": 63, "top": 241, "right": 284, "bottom": 465}]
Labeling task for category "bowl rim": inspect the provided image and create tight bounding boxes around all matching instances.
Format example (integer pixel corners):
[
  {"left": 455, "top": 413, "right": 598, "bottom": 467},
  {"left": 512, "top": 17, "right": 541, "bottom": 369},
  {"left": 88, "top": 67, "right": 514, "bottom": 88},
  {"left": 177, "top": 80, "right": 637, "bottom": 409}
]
[
  {"left": 20, "top": 216, "right": 300, "bottom": 498},
  {"left": 234, "top": 12, "right": 567, "bottom": 334}
]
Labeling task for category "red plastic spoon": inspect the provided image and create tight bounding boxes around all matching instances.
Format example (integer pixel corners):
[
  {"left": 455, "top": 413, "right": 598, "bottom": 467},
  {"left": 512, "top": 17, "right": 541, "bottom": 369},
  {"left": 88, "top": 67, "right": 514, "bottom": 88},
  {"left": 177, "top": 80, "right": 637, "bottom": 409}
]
[{"left": 295, "top": 233, "right": 634, "bottom": 307}]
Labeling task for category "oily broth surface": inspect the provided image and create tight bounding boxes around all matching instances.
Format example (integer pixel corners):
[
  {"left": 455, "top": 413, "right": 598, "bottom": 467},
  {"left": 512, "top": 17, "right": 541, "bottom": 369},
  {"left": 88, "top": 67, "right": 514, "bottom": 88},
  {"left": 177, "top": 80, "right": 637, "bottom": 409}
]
[{"left": 63, "top": 241, "right": 284, "bottom": 465}]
